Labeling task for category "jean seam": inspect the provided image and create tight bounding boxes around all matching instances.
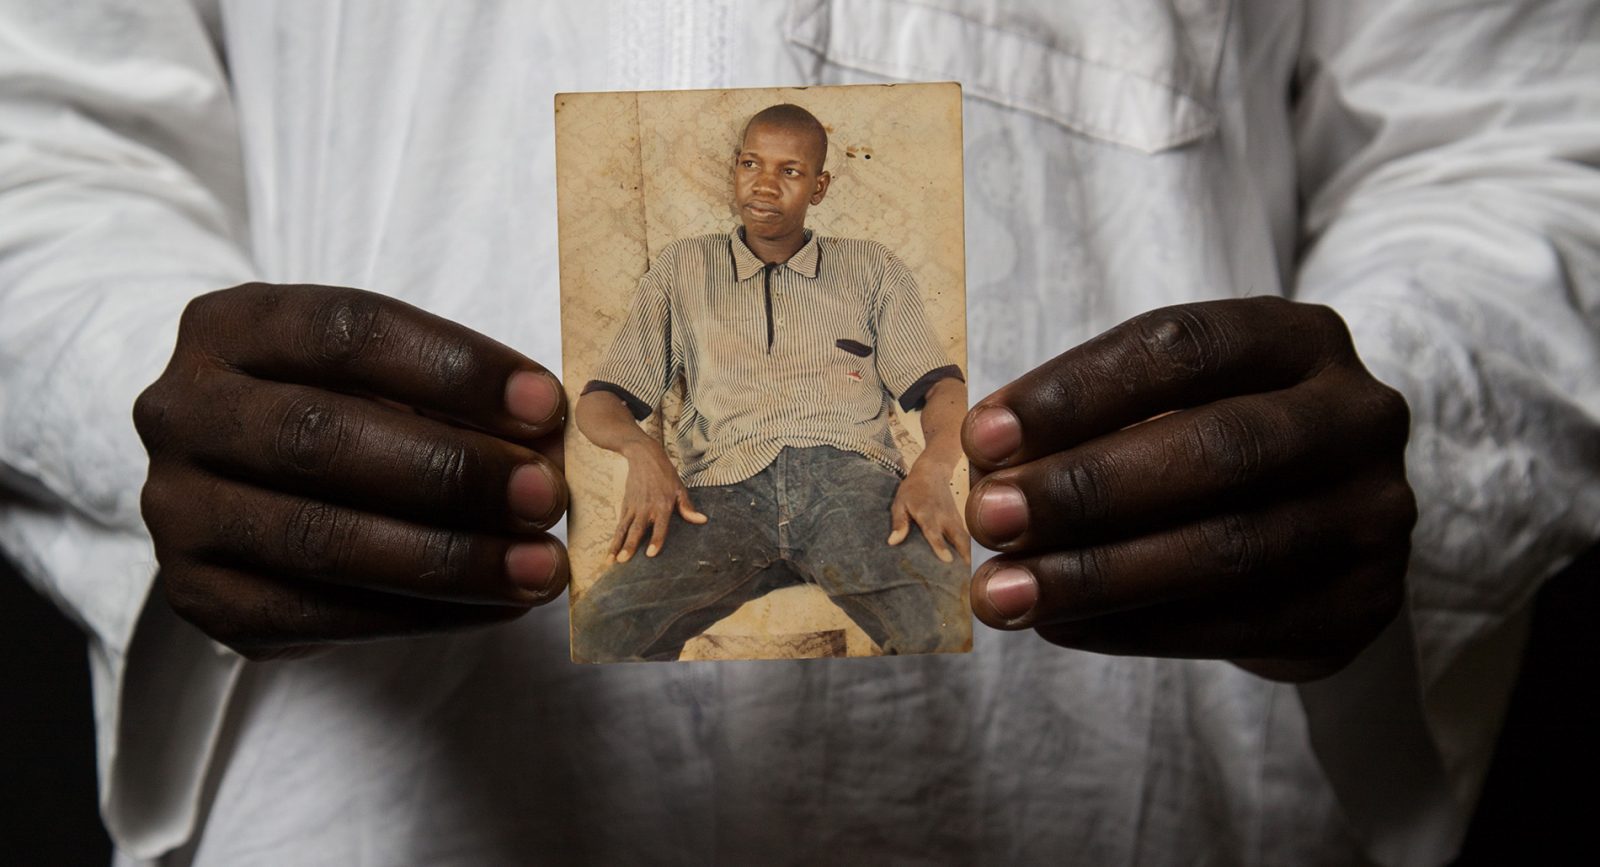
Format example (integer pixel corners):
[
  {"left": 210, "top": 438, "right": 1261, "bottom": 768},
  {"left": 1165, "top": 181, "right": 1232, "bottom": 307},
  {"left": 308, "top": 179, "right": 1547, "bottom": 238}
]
[{"left": 638, "top": 558, "right": 777, "bottom": 659}]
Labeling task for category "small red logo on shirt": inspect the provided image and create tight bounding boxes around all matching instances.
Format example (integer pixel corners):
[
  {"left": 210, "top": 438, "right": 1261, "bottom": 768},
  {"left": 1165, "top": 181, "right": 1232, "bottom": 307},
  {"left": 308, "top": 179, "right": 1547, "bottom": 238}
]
[{"left": 845, "top": 369, "right": 862, "bottom": 382}]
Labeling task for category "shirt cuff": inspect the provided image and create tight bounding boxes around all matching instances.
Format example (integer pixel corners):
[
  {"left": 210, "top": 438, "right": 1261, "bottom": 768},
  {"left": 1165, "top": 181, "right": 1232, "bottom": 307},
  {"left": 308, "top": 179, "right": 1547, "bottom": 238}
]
[
  {"left": 898, "top": 365, "right": 964, "bottom": 412},
  {"left": 581, "top": 380, "right": 653, "bottom": 421}
]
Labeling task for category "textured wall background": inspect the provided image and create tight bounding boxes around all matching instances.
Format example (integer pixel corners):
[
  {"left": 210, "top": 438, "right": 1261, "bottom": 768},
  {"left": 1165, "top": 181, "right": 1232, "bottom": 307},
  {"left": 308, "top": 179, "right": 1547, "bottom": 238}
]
[{"left": 556, "top": 82, "right": 966, "bottom": 660}]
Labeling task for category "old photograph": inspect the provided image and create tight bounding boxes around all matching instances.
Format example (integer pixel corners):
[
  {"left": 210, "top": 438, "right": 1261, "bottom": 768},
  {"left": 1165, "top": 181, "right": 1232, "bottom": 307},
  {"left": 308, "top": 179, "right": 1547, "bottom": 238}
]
[{"left": 556, "top": 82, "right": 969, "bottom": 662}]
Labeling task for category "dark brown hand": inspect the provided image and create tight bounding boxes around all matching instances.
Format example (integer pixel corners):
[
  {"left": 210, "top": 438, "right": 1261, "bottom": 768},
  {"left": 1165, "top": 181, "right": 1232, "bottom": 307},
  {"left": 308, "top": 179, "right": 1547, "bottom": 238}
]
[
  {"left": 134, "top": 283, "right": 570, "bottom": 660},
  {"left": 962, "top": 298, "right": 1415, "bottom": 682}
]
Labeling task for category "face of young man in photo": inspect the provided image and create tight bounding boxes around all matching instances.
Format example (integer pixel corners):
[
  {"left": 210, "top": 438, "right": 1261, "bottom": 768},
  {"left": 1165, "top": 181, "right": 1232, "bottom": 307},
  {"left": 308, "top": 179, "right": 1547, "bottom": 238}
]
[{"left": 734, "top": 122, "right": 830, "bottom": 249}]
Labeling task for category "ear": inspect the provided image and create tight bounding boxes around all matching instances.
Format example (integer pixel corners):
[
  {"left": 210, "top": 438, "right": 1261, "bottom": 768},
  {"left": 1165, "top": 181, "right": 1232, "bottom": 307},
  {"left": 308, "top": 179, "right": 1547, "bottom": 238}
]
[{"left": 811, "top": 171, "right": 831, "bottom": 206}]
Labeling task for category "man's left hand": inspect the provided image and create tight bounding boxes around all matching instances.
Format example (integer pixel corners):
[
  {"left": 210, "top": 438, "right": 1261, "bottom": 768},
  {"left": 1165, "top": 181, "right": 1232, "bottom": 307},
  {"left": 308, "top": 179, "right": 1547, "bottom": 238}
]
[
  {"left": 889, "top": 459, "right": 972, "bottom": 565},
  {"left": 961, "top": 298, "right": 1416, "bottom": 682}
]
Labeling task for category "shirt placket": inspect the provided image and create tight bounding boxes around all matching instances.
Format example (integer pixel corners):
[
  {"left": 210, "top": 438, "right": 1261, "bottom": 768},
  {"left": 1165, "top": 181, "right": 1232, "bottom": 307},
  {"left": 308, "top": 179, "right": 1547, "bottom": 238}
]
[{"left": 762, "top": 263, "right": 775, "bottom": 352}]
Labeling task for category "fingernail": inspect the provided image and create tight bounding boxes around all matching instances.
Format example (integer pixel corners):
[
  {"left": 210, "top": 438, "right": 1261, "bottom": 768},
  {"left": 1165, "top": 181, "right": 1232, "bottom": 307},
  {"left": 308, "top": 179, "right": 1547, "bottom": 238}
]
[
  {"left": 506, "top": 541, "right": 560, "bottom": 595},
  {"left": 508, "top": 463, "right": 561, "bottom": 524},
  {"left": 617, "top": 548, "right": 633, "bottom": 563},
  {"left": 646, "top": 543, "right": 660, "bottom": 558},
  {"left": 968, "top": 405, "right": 1022, "bottom": 464},
  {"left": 975, "top": 483, "right": 1028, "bottom": 544},
  {"left": 506, "top": 370, "right": 562, "bottom": 426},
  {"left": 985, "top": 566, "right": 1038, "bottom": 620}
]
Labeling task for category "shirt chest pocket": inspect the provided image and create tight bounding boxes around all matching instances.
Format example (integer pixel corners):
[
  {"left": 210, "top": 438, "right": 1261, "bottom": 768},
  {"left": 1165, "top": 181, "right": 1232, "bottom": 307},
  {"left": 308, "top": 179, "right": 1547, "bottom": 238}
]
[{"left": 785, "top": 0, "right": 1230, "bottom": 154}]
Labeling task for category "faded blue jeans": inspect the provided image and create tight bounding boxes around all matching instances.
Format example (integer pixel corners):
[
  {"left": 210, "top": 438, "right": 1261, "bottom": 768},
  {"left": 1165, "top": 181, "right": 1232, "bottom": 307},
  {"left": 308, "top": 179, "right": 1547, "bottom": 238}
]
[{"left": 571, "top": 446, "right": 971, "bottom": 662}]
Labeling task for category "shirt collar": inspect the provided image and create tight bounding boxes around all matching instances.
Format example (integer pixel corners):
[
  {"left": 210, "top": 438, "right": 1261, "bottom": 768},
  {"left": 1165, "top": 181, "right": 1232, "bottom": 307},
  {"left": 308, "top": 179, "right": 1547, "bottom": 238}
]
[{"left": 730, "top": 227, "right": 821, "bottom": 281}]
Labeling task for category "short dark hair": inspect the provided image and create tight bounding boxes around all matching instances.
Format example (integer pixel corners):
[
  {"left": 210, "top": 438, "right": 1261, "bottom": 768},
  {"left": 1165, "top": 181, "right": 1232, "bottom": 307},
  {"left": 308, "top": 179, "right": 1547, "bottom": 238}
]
[{"left": 741, "top": 104, "right": 828, "bottom": 172}]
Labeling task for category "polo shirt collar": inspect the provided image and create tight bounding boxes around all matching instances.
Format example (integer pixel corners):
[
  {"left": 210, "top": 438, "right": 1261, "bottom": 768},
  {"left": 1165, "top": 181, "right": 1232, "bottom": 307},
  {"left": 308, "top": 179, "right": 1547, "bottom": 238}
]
[{"left": 730, "top": 227, "right": 821, "bottom": 281}]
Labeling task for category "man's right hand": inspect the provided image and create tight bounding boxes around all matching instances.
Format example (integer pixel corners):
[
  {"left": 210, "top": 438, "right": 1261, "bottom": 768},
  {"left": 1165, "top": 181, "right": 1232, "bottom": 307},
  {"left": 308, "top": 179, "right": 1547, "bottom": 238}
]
[
  {"left": 610, "top": 441, "right": 707, "bottom": 562},
  {"left": 133, "top": 283, "right": 570, "bottom": 660}
]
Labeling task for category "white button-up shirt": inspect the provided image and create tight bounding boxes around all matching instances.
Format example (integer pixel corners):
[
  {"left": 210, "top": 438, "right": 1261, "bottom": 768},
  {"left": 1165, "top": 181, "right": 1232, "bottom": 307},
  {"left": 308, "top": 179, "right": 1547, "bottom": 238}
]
[{"left": 1, "top": 1, "right": 1597, "bottom": 865}]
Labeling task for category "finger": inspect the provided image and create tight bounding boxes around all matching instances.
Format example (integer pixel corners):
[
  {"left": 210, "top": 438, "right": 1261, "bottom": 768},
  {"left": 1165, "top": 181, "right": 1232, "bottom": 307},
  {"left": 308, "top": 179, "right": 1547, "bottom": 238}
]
[
  {"left": 171, "top": 371, "right": 565, "bottom": 533},
  {"left": 150, "top": 469, "right": 569, "bottom": 606},
  {"left": 1029, "top": 555, "right": 1406, "bottom": 677},
  {"left": 966, "top": 371, "right": 1407, "bottom": 551},
  {"left": 906, "top": 508, "right": 954, "bottom": 563},
  {"left": 645, "top": 506, "right": 672, "bottom": 558},
  {"left": 609, "top": 512, "right": 634, "bottom": 559},
  {"left": 922, "top": 527, "right": 954, "bottom": 563},
  {"left": 163, "top": 565, "right": 532, "bottom": 661},
  {"left": 951, "top": 522, "right": 972, "bottom": 565},
  {"left": 968, "top": 471, "right": 1414, "bottom": 629},
  {"left": 886, "top": 502, "right": 911, "bottom": 545},
  {"left": 617, "top": 512, "right": 650, "bottom": 563},
  {"left": 180, "top": 284, "right": 565, "bottom": 442},
  {"left": 676, "top": 489, "right": 709, "bottom": 524},
  {"left": 962, "top": 298, "right": 1355, "bottom": 470}
]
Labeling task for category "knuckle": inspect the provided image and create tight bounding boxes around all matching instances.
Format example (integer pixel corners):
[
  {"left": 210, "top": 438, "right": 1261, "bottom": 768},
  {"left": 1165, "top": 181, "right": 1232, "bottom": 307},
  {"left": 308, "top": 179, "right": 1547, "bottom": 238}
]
[
  {"left": 419, "top": 335, "right": 487, "bottom": 395},
  {"left": 1369, "top": 383, "right": 1412, "bottom": 450},
  {"left": 1133, "top": 305, "right": 1224, "bottom": 379},
  {"left": 162, "top": 568, "right": 217, "bottom": 628},
  {"left": 416, "top": 528, "right": 475, "bottom": 593},
  {"left": 257, "top": 588, "right": 335, "bottom": 649},
  {"left": 1189, "top": 405, "right": 1267, "bottom": 487},
  {"left": 178, "top": 286, "right": 258, "bottom": 361},
  {"left": 1347, "top": 478, "right": 1418, "bottom": 551},
  {"left": 1057, "top": 547, "right": 1112, "bottom": 608},
  {"left": 177, "top": 288, "right": 228, "bottom": 337},
  {"left": 1048, "top": 456, "right": 1115, "bottom": 525},
  {"left": 1304, "top": 303, "right": 1354, "bottom": 354},
  {"left": 1184, "top": 513, "right": 1265, "bottom": 580},
  {"left": 273, "top": 395, "right": 349, "bottom": 477},
  {"left": 282, "top": 500, "right": 348, "bottom": 575},
  {"left": 1030, "top": 360, "right": 1084, "bottom": 423},
  {"left": 132, "top": 384, "right": 175, "bottom": 446},
  {"left": 161, "top": 568, "right": 250, "bottom": 650},
  {"left": 138, "top": 473, "right": 179, "bottom": 535},
  {"left": 416, "top": 441, "right": 481, "bottom": 515},
  {"left": 307, "top": 289, "right": 382, "bottom": 367},
  {"left": 1380, "top": 479, "right": 1420, "bottom": 536}
]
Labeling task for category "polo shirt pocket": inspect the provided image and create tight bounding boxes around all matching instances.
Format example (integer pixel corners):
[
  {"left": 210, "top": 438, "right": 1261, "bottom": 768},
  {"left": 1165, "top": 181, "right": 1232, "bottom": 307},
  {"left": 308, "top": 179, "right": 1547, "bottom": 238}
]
[
  {"left": 835, "top": 338, "right": 873, "bottom": 357},
  {"left": 785, "top": 0, "right": 1228, "bottom": 154},
  {"left": 827, "top": 336, "right": 879, "bottom": 403}
]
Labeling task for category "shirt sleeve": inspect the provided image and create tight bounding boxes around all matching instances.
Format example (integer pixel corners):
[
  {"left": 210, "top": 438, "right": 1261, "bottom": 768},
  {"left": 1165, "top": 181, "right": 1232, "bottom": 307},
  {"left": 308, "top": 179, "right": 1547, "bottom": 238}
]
[
  {"left": 1290, "top": 3, "right": 1600, "bottom": 864},
  {"left": 872, "top": 249, "right": 963, "bottom": 411},
  {"left": 0, "top": 0, "right": 256, "bottom": 858},
  {"left": 581, "top": 246, "right": 679, "bottom": 420}
]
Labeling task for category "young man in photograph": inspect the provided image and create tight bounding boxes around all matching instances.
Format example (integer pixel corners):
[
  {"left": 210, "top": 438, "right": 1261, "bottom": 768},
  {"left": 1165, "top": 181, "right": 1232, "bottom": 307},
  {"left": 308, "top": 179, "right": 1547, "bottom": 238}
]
[{"left": 571, "top": 104, "right": 970, "bottom": 662}]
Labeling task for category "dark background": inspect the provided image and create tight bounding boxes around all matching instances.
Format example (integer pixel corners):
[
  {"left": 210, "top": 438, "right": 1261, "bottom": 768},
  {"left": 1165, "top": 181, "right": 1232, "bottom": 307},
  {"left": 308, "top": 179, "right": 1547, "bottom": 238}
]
[
  {"left": 1, "top": 547, "right": 1592, "bottom": 866},
  {"left": 1, "top": 554, "right": 112, "bottom": 865}
]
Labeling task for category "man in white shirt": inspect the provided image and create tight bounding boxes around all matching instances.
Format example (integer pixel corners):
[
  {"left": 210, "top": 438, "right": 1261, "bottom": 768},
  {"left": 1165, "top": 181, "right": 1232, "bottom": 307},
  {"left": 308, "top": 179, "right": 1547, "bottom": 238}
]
[{"left": 1, "top": 2, "right": 1596, "bottom": 865}]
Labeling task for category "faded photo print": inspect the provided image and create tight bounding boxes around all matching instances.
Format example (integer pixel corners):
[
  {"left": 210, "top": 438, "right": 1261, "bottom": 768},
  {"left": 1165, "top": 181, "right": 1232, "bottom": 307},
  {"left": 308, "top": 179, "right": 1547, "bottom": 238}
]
[{"left": 556, "top": 83, "right": 968, "bottom": 662}]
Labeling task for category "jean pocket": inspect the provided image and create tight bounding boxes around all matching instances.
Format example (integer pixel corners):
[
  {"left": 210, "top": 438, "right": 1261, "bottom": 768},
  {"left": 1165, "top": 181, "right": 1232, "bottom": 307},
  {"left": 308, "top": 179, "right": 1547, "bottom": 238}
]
[{"left": 786, "top": 0, "right": 1230, "bottom": 154}]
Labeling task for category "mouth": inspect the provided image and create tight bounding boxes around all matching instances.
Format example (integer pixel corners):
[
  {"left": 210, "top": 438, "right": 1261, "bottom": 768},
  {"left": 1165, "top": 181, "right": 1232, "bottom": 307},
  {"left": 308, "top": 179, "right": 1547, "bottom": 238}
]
[{"left": 743, "top": 202, "right": 782, "bottom": 219}]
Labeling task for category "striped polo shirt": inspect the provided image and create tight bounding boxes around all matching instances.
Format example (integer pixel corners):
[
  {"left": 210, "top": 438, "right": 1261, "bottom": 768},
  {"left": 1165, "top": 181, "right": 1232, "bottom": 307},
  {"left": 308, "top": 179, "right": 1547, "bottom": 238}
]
[{"left": 582, "top": 228, "right": 962, "bottom": 488}]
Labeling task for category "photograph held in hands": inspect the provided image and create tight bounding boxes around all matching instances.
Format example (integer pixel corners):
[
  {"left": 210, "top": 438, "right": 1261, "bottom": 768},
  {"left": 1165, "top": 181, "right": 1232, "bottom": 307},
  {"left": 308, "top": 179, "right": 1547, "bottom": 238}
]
[{"left": 556, "top": 82, "right": 970, "bottom": 662}]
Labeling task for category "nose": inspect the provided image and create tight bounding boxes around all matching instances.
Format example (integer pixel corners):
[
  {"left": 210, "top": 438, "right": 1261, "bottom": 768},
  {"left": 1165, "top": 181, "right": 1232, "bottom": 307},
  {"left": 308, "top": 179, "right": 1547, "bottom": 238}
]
[{"left": 751, "top": 167, "right": 779, "bottom": 196}]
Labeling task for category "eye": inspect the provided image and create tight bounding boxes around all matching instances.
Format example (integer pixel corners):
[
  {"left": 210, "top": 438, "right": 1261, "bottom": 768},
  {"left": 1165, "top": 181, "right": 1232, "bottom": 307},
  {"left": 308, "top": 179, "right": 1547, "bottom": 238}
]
[
  {"left": 783, "top": 167, "right": 800, "bottom": 176},
  {"left": 740, "top": 159, "right": 756, "bottom": 168}
]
